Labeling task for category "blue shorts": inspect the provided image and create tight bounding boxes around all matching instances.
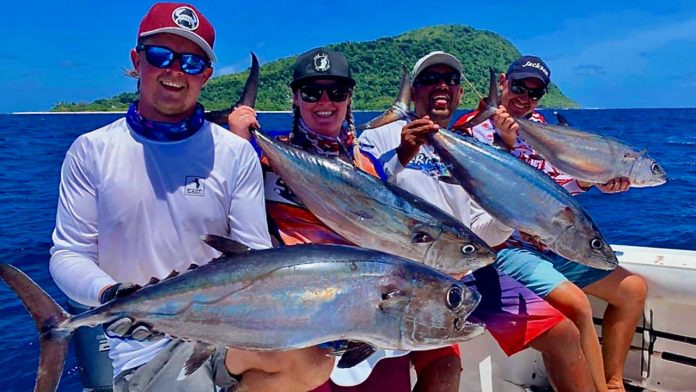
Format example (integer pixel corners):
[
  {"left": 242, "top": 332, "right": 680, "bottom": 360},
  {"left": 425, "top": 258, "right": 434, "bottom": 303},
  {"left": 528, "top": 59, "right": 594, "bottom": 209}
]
[
  {"left": 459, "top": 265, "right": 565, "bottom": 356},
  {"left": 494, "top": 247, "right": 612, "bottom": 298}
]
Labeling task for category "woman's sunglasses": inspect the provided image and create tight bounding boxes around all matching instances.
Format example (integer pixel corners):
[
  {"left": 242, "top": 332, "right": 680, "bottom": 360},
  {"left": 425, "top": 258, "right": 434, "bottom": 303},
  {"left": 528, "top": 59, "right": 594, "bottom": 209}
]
[
  {"left": 298, "top": 83, "right": 351, "bottom": 103},
  {"left": 509, "top": 80, "right": 547, "bottom": 101},
  {"left": 136, "top": 44, "right": 211, "bottom": 75},
  {"left": 414, "top": 71, "right": 461, "bottom": 86}
]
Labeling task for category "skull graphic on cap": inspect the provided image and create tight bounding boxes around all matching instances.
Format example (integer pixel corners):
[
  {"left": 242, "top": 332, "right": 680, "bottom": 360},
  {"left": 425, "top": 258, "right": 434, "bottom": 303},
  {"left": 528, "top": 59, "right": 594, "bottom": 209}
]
[
  {"left": 313, "top": 53, "right": 331, "bottom": 72},
  {"left": 172, "top": 6, "right": 199, "bottom": 30}
]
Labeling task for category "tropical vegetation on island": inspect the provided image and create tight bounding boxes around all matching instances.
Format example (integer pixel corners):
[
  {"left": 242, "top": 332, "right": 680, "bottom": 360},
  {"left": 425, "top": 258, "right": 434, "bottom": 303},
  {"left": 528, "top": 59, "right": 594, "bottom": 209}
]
[{"left": 51, "top": 25, "right": 578, "bottom": 112}]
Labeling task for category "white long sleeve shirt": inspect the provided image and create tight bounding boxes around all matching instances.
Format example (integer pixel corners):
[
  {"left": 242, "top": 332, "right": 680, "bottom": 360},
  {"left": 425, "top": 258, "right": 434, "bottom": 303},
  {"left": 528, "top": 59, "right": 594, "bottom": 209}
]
[
  {"left": 358, "top": 120, "right": 513, "bottom": 247},
  {"left": 50, "top": 117, "right": 271, "bottom": 375}
]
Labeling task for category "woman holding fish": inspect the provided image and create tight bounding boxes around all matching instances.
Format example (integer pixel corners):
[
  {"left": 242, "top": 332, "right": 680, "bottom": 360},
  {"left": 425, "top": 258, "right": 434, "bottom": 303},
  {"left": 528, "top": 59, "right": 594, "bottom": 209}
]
[
  {"left": 229, "top": 47, "right": 465, "bottom": 392},
  {"left": 453, "top": 55, "right": 652, "bottom": 392}
]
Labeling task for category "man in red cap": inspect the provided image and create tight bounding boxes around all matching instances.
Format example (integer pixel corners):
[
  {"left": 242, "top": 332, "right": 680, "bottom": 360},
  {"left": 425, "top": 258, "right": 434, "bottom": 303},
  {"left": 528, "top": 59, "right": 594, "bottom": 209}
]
[{"left": 49, "top": 3, "right": 333, "bottom": 391}]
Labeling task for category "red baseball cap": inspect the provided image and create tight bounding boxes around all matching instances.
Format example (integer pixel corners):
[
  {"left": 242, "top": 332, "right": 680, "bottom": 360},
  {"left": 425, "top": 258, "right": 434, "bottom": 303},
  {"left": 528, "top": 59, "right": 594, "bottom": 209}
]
[{"left": 137, "top": 3, "right": 216, "bottom": 62}]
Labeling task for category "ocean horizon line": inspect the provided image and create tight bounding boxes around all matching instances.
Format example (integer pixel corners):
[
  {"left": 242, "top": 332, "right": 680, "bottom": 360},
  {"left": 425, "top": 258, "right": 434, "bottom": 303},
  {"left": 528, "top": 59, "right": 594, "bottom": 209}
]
[{"left": 7, "top": 107, "right": 696, "bottom": 115}]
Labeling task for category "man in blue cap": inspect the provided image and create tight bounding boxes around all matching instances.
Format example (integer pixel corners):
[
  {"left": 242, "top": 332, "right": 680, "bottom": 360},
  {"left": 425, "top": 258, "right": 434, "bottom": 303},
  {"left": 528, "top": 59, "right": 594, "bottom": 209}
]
[{"left": 455, "top": 55, "right": 647, "bottom": 392}]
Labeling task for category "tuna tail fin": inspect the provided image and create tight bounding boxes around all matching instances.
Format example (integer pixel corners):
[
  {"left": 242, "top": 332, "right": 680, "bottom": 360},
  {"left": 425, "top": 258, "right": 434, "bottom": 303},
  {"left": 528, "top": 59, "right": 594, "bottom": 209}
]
[
  {"left": 554, "top": 111, "right": 570, "bottom": 127},
  {"left": 204, "top": 52, "right": 260, "bottom": 125},
  {"left": 0, "top": 264, "right": 72, "bottom": 392},
  {"left": 358, "top": 67, "right": 414, "bottom": 130},
  {"left": 452, "top": 67, "right": 499, "bottom": 130}
]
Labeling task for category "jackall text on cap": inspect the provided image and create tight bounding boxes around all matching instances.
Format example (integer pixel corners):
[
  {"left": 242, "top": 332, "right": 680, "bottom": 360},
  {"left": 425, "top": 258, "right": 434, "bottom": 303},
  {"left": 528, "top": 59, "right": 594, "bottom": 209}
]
[
  {"left": 507, "top": 56, "right": 551, "bottom": 86},
  {"left": 138, "top": 2, "right": 216, "bottom": 62},
  {"left": 291, "top": 47, "right": 356, "bottom": 89}
]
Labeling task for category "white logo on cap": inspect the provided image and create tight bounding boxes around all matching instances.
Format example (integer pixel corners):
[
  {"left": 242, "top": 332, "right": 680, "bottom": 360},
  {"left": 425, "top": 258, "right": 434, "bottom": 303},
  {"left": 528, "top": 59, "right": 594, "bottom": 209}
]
[
  {"left": 313, "top": 53, "right": 331, "bottom": 72},
  {"left": 172, "top": 7, "right": 199, "bottom": 30},
  {"left": 522, "top": 61, "right": 549, "bottom": 77}
]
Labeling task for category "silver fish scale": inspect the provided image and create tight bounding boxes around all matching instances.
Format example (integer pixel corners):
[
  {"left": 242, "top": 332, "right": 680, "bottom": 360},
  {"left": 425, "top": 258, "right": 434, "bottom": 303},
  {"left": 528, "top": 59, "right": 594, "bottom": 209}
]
[
  {"left": 430, "top": 130, "right": 616, "bottom": 269},
  {"left": 255, "top": 132, "right": 495, "bottom": 273},
  {"left": 67, "top": 244, "right": 481, "bottom": 351},
  {"left": 516, "top": 119, "right": 667, "bottom": 187}
]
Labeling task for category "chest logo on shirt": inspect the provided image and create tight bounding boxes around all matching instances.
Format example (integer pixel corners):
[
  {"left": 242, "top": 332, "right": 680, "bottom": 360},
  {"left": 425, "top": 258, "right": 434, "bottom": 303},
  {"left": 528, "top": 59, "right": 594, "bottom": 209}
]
[
  {"left": 407, "top": 153, "right": 452, "bottom": 179},
  {"left": 185, "top": 176, "right": 205, "bottom": 196}
]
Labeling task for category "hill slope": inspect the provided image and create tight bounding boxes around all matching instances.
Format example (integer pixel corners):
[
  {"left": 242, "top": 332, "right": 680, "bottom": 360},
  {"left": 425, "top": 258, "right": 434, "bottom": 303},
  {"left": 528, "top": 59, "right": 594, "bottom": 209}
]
[{"left": 52, "top": 25, "right": 578, "bottom": 112}]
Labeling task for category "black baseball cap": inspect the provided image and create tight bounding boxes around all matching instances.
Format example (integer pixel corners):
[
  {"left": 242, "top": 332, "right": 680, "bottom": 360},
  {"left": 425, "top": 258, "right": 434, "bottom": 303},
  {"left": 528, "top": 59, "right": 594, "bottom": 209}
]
[
  {"left": 291, "top": 47, "right": 356, "bottom": 90},
  {"left": 507, "top": 55, "right": 551, "bottom": 87}
]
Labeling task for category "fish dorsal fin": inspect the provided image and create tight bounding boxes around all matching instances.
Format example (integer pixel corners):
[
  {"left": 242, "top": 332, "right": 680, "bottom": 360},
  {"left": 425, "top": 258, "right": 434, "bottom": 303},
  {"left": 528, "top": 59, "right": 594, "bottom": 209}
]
[
  {"left": 182, "top": 342, "right": 217, "bottom": 377},
  {"left": 337, "top": 342, "right": 376, "bottom": 368},
  {"left": 623, "top": 151, "right": 640, "bottom": 160},
  {"left": 202, "top": 234, "right": 252, "bottom": 255}
]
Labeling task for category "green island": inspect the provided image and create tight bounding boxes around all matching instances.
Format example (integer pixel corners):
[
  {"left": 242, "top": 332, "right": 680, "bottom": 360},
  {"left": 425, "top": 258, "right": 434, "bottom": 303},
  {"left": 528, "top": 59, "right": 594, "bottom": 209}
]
[{"left": 51, "top": 25, "right": 578, "bottom": 112}]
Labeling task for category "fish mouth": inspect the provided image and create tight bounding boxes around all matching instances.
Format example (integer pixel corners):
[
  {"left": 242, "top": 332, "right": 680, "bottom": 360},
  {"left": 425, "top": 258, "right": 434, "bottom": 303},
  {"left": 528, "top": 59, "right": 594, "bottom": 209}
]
[{"left": 588, "top": 249, "right": 619, "bottom": 271}]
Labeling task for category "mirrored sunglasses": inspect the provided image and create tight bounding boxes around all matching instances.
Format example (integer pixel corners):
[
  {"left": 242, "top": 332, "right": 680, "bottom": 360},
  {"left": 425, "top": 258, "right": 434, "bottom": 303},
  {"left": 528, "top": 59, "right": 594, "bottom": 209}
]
[
  {"left": 136, "top": 44, "right": 210, "bottom": 75},
  {"left": 415, "top": 71, "right": 461, "bottom": 86},
  {"left": 509, "top": 80, "right": 547, "bottom": 101},
  {"left": 298, "top": 83, "right": 351, "bottom": 103}
]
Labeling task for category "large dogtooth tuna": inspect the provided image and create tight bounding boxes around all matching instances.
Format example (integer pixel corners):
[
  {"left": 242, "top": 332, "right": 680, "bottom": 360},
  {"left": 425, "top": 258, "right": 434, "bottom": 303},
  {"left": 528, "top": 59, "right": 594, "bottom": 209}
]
[
  {"left": 457, "top": 67, "right": 668, "bottom": 188},
  {"left": 254, "top": 130, "right": 496, "bottom": 274},
  {"left": 0, "top": 237, "right": 483, "bottom": 392},
  {"left": 361, "top": 71, "right": 618, "bottom": 270}
]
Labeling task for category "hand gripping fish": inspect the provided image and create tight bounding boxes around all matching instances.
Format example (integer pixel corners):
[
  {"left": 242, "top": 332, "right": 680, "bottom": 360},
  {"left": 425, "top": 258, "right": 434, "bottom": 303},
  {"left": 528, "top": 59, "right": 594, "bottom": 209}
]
[
  {"left": 360, "top": 71, "right": 618, "bottom": 270},
  {"left": 0, "top": 238, "right": 483, "bottom": 392},
  {"left": 455, "top": 68, "right": 668, "bottom": 188}
]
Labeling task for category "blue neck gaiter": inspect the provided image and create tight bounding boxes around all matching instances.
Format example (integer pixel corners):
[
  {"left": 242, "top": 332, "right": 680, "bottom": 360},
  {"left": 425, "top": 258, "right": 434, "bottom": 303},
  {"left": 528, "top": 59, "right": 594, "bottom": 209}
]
[{"left": 126, "top": 101, "right": 206, "bottom": 141}]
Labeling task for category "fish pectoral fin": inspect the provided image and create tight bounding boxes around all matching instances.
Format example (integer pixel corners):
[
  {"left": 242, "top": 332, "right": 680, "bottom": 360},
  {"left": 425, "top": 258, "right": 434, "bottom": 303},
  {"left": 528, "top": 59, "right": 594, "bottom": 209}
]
[
  {"left": 202, "top": 234, "right": 252, "bottom": 256},
  {"left": 411, "top": 229, "right": 436, "bottom": 244},
  {"left": 183, "top": 342, "right": 217, "bottom": 377},
  {"left": 552, "top": 207, "right": 577, "bottom": 229},
  {"left": 349, "top": 209, "right": 374, "bottom": 220},
  {"left": 378, "top": 292, "right": 410, "bottom": 314},
  {"left": 623, "top": 151, "right": 640, "bottom": 160},
  {"left": 337, "top": 342, "right": 376, "bottom": 368}
]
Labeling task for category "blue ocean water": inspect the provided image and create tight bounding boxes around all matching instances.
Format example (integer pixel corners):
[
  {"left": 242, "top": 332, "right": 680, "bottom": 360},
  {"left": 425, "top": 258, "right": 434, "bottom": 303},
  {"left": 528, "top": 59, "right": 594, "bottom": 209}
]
[{"left": 0, "top": 109, "right": 694, "bottom": 391}]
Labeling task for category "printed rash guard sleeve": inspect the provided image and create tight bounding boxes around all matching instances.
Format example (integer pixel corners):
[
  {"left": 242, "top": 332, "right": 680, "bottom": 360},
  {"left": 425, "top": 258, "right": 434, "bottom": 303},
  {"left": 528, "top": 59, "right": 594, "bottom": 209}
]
[
  {"left": 50, "top": 147, "right": 116, "bottom": 307},
  {"left": 469, "top": 198, "right": 513, "bottom": 247},
  {"left": 358, "top": 127, "right": 405, "bottom": 181},
  {"left": 227, "top": 143, "right": 273, "bottom": 251}
]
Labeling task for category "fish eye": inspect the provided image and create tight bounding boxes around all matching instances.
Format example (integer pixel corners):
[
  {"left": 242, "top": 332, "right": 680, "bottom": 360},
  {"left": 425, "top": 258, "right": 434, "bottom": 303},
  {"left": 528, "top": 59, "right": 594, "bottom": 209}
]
[
  {"left": 461, "top": 245, "right": 476, "bottom": 254},
  {"left": 446, "top": 285, "right": 463, "bottom": 310},
  {"left": 454, "top": 317, "right": 467, "bottom": 331},
  {"left": 650, "top": 163, "right": 661, "bottom": 174},
  {"left": 590, "top": 238, "right": 603, "bottom": 250}
]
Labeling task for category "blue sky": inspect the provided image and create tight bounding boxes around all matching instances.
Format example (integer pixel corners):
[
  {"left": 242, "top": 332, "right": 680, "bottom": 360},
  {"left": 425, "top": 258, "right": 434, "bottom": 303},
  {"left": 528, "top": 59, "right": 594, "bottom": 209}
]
[{"left": 2, "top": 1, "right": 695, "bottom": 113}]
